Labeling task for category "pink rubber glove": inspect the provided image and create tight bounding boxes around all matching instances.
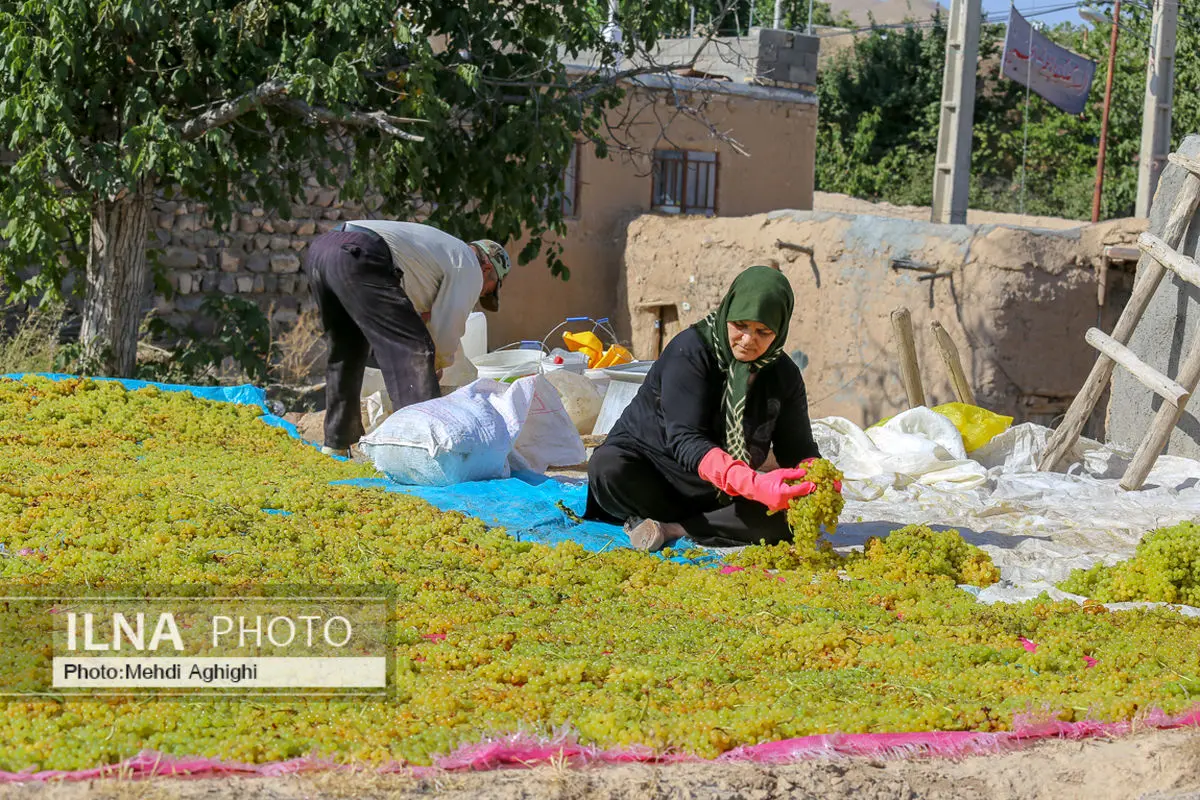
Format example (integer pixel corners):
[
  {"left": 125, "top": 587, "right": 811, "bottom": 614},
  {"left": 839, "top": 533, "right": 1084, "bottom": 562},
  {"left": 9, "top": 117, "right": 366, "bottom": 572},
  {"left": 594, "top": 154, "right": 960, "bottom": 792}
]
[{"left": 698, "top": 448, "right": 816, "bottom": 513}]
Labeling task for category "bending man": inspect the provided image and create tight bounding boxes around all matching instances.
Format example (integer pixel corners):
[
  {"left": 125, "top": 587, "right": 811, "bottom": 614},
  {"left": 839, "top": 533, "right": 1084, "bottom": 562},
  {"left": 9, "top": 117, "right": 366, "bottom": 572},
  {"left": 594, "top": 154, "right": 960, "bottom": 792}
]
[{"left": 304, "top": 220, "right": 511, "bottom": 456}]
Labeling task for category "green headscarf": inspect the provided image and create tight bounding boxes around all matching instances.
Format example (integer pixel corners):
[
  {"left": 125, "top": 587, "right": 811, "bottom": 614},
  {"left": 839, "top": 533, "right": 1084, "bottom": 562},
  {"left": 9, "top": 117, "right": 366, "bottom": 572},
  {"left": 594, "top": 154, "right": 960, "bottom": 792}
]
[{"left": 693, "top": 266, "right": 794, "bottom": 462}]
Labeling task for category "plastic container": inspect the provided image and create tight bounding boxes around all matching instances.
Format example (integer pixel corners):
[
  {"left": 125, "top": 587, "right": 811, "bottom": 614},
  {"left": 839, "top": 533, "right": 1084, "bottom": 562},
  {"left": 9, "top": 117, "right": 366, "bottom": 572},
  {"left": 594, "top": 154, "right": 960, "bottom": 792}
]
[
  {"left": 543, "top": 316, "right": 629, "bottom": 370},
  {"left": 461, "top": 312, "right": 487, "bottom": 363},
  {"left": 592, "top": 361, "right": 654, "bottom": 435},
  {"left": 439, "top": 344, "right": 478, "bottom": 391},
  {"left": 541, "top": 348, "right": 588, "bottom": 375},
  {"left": 542, "top": 369, "right": 603, "bottom": 435},
  {"left": 472, "top": 350, "right": 541, "bottom": 383},
  {"left": 584, "top": 368, "right": 611, "bottom": 400}
]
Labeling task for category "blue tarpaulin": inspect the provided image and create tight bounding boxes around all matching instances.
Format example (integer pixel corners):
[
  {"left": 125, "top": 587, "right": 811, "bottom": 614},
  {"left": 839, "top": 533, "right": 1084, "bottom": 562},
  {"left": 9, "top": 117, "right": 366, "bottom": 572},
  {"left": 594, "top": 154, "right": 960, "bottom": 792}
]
[
  {"left": 334, "top": 473, "right": 718, "bottom": 566},
  {"left": 5, "top": 373, "right": 715, "bottom": 565}
]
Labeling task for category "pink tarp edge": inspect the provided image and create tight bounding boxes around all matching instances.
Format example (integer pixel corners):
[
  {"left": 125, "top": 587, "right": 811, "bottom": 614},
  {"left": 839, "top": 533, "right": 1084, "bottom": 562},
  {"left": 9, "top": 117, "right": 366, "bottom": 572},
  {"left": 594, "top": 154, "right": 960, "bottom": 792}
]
[{"left": 4, "top": 706, "right": 1200, "bottom": 783}]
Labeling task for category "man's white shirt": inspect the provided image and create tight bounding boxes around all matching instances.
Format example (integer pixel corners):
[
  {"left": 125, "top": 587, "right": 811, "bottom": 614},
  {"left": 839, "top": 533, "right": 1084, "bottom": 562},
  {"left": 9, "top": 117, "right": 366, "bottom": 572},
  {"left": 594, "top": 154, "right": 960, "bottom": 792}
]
[{"left": 347, "top": 220, "right": 483, "bottom": 371}]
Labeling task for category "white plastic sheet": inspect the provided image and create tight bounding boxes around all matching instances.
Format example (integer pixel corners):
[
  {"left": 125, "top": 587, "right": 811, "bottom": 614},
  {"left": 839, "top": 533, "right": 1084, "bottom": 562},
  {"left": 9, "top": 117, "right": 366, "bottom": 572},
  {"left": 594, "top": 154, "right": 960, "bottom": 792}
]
[
  {"left": 360, "top": 367, "right": 393, "bottom": 434},
  {"left": 814, "top": 409, "right": 988, "bottom": 488},
  {"left": 806, "top": 409, "right": 1200, "bottom": 601}
]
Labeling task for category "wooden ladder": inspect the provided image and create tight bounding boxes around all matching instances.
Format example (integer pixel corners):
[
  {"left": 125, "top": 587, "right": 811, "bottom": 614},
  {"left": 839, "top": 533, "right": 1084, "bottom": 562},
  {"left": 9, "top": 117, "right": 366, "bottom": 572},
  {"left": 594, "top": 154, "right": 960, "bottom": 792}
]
[{"left": 1038, "top": 151, "right": 1200, "bottom": 490}]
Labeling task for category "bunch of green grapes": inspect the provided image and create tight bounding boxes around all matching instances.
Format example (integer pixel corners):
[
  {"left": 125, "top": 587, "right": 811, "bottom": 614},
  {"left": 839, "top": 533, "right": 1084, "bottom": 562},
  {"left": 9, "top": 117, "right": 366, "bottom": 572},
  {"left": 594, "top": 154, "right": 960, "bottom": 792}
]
[
  {"left": 786, "top": 458, "right": 845, "bottom": 547},
  {"left": 729, "top": 459, "right": 844, "bottom": 570},
  {"left": 1059, "top": 521, "right": 1200, "bottom": 605},
  {"left": 846, "top": 524, "right": 1000, "bottom": 587},
  {"left": 728, "top": 537, "right": 843, "bottom": 571},
  {"left": 8, "top": 376, "right": 1200, "bottom": 771}
]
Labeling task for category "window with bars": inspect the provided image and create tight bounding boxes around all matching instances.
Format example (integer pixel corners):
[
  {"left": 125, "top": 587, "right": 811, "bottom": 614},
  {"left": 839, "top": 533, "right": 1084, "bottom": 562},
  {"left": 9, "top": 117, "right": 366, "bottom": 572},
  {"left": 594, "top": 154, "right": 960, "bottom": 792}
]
[
  {"left": 560, "top": 142, "right": 581, "bottom": 218},
  {"left": 651, "top": 150, "right": 718, "bottom": 215}
]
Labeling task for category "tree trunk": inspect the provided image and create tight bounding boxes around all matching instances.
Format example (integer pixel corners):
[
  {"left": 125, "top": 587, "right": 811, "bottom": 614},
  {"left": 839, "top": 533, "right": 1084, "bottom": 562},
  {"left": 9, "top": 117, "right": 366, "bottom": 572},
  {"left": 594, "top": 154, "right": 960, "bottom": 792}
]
[{"left": 79, "top": 185, "right": 152, "bottom": 377}]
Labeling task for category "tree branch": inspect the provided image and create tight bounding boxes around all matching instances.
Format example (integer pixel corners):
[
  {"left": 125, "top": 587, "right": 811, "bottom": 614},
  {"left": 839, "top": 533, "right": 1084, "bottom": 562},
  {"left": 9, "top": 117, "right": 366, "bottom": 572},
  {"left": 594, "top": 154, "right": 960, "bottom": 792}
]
[
  {"left": 178, "top": 79, "right": 290, "bottom": 140},
  {"left": 175, "top": 77, "right": 427, "bottom": 143},
  {"left": 46, "top": 152, "right": 87, "bottom": 195},
  {"left": 269, "top": 98, "right": 426, "bottom": 142},
  {"left": 482, "top": 60, "right": 702, "bottom": 96}
]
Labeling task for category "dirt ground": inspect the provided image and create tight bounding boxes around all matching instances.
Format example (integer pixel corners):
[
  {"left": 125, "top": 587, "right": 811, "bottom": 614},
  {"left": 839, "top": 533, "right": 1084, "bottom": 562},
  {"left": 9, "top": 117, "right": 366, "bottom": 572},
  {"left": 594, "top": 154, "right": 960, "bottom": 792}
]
[{"left": 4, "top": 727, "right": 1200, "bottom": 800}]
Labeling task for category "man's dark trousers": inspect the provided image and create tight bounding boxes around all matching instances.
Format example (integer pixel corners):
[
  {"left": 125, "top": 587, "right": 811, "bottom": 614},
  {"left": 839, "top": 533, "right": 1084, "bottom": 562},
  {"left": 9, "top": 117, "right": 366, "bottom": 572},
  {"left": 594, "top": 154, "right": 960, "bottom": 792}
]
[{"left": 304, "top": 228, "right": 439, "bottom": 450}]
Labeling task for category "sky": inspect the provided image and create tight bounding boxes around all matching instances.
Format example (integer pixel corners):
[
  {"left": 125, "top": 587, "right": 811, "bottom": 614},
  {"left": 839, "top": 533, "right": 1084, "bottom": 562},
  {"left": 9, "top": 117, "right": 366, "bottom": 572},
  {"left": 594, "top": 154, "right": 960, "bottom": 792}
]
[{"left": 980, "top": 0, "right": 1091, "bottom": 27}]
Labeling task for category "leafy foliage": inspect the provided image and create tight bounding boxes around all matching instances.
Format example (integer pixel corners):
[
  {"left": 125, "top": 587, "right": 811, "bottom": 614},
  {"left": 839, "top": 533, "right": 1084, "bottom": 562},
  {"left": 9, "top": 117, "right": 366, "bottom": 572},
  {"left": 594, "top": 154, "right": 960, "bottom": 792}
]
[
  {"left": 0, "top": 0, "right": 687, "bottom": 373},
  {"left": 816, "top": 17, "right": 945, "bottom": 206},
  {"left": 656, "top": 0, "right": 853, "bottom": 37},
  {"left": 141, "top": 295, "right": 271, "bottom": 384},
  {"left": 816, "top": 5, "right": 1200, "bottom": 219}
]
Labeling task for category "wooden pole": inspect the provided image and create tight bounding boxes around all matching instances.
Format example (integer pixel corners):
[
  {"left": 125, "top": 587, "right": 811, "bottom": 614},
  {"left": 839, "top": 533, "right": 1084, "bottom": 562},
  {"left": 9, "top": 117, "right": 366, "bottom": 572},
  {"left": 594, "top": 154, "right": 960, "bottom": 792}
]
[
  {"left": 1138, "top": 231, "right": 1200, "bottom": 288},
  {"left": 1116, "top": 226, "right": 1200, "bottom": 489},
  {"left": 930, "top": 321, "right": 975, "bottom": 405},
  {"left": 1084, "top": 328, "right": 1190, "bottom": 407},
  {"left": 891, "top": 308, "right": 925, "bottom": 408},
  {"left": 1091, "top": 0, "right": 1122, "bottom": 224}
]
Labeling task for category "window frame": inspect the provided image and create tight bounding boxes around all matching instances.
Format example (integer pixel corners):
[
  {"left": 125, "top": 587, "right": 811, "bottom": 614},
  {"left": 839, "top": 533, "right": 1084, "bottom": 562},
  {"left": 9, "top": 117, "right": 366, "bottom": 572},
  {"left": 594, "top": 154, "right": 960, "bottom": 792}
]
[
  {"left": 650, "top": 149, "right": 719, "bottom": 216},
  {"left": 560, "top": 141, "right": 582, "bottom": 219}
]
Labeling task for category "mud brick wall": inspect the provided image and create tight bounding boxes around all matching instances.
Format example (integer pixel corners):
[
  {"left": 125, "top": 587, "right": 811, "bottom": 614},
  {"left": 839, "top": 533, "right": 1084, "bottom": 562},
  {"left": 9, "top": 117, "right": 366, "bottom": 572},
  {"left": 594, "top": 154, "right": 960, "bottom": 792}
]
[{"left": 622, "top": 210, "right": 1146, "bottom": 431}]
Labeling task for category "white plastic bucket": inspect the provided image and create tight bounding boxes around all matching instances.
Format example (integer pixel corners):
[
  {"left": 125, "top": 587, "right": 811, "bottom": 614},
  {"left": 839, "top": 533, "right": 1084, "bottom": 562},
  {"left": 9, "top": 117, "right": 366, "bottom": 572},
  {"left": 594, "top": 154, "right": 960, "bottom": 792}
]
[
  {"left": 592, "top": 361, "right": 654, "bottom": 436},
  {"left": 473, "top": 350, "right": 541, "bottom": 383},
  {"left": 439, "top": 344, "right": 478, "bottom": 391}
]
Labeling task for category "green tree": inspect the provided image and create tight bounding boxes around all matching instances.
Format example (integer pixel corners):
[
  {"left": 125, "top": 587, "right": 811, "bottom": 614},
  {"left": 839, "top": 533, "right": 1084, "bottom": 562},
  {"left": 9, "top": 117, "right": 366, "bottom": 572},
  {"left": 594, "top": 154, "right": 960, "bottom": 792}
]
[
  {"left": 971, "top": 5, "right": 1200, "bottom": 219},
  {"left": 963, "top": 20, "right": 1102, "bottom": 219},
  {"left": 656, "top": 0, "right": 852, "bottom": 37},
  {"left": 0, "top": 0, "right": 686, "bottom": 376},
  {"left": 815, "top": 5, "right": 1200, "bottom": 219},
  {"left": 815, "top": 15, "right": 946, "bottom": 205}
]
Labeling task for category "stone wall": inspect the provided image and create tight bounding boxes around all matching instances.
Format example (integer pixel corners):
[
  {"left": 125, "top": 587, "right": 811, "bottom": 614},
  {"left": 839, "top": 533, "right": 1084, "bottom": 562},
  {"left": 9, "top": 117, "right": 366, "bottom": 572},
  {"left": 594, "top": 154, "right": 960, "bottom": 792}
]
[
  {"left": 147, "top": 180, "right": 374, "bottom": 335},
  {"left": 649, "top": 29, "right": 820, "bottom": 89}
]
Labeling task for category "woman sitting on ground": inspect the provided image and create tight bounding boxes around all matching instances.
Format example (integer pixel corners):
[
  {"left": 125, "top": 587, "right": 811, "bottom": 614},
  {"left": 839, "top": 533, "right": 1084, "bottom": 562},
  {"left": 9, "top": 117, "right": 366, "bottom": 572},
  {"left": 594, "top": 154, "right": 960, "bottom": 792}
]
[{"left": 585, "top": 265, "right": 832, "bottom": 551}]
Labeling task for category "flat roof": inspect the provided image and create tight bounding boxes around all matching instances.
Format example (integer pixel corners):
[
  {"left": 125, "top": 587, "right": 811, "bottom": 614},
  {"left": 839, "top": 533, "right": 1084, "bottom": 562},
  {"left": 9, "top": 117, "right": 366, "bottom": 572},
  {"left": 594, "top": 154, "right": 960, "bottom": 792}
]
[{"left": 564, "top": 63, "right": 818, "bottom": 106}]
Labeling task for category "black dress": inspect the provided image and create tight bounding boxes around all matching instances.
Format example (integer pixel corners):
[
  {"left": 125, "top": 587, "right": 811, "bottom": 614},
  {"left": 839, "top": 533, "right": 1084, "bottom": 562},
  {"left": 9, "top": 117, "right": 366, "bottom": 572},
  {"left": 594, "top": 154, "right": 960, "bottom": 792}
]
[{"left": 585, "top": 327, "right": 820, "bottom": 547}]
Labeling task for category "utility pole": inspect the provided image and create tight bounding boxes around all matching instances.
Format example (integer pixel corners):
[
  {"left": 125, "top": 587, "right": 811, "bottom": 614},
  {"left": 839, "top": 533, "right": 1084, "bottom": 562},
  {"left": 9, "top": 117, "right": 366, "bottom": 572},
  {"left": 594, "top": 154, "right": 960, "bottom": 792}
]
[
  {"left": 930, "top": 0, "right": 982, "bottom": 225},
  {"left": 774, "top": 0, "right": 784, "bottom": 28},
  {"left": 1091, "top": 0, "right": 1121, "bottom": 223},
  {"left": 1135, "top": 0, "right": 1177, "bottom": 218},
  {"left": 603, "top": 0, "right": 622, "bottom": 68}
]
